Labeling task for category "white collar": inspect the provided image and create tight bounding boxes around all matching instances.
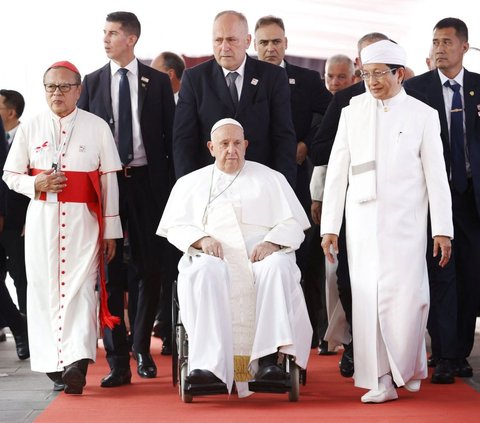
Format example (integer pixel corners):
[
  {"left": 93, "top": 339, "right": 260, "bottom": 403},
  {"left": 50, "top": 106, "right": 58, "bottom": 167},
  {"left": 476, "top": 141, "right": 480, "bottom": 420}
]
[
  {"left": 438, "top": 68, "right": 464, "bottom": 87},
  {"left": 110, "top": 58, "right": 138, "bottom": 77},
  {"left": 221, "top": 55, "right": 247, "bottom": 79}
]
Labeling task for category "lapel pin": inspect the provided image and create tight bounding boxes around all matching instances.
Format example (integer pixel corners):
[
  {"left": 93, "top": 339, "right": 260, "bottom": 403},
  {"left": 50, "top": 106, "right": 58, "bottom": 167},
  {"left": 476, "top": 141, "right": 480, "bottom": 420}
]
[
  {"left": 141, "top": 76, "right": 149, "bottom": 84},
  {"left": 251, "top": 78, "right": 258, "bottom": 86},
  {"left": 469, "top": 91, "right": 474, "bottom": 96},
  {"left": 289, "top": 78, "right": 296, "bottom": 84}
]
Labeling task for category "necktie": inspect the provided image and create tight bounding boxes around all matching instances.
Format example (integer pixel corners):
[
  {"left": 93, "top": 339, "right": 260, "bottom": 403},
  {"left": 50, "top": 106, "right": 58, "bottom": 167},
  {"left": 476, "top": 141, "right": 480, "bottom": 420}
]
[
  {"left": 118, "top": 68, "right": 133, "bottom": 165},
  {"left": 226, "top": 71, "right": 239, "bottom": 109},
  {"left": 445, "top": 80, "right": 467, "bottom": 193}
]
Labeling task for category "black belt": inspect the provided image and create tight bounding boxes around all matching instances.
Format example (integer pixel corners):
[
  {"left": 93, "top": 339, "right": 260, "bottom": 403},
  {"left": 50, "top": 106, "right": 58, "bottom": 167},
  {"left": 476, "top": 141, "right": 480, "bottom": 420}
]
[{"left": 119, "top": 165, "right": 148, "bottom": 178}]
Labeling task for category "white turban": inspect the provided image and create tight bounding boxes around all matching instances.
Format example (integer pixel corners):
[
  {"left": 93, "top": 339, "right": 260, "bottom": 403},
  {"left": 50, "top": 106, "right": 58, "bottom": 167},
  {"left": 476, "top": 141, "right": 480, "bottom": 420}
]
[
  {"left": 210, "top": 118, "right": 243, "bottom": 137},
  {"left": 361, "top": 40, "right": 406, "bottom": 66}
]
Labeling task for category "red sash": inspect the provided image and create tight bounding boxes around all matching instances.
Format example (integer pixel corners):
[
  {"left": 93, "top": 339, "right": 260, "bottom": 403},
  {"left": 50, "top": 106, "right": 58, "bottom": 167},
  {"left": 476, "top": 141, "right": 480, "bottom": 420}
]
[{"left": 29, "top": 169, "right": 120, "bottom": 329}]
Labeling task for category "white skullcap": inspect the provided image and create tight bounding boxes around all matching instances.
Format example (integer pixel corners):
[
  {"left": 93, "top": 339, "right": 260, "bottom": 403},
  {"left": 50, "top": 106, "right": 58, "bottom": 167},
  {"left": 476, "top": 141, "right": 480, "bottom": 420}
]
[
  {"left": 361, "top": 40, "right": 406, "bottom": 67},
  {"left": 210, "top": 118, "right": 243, "bottom": 137}
]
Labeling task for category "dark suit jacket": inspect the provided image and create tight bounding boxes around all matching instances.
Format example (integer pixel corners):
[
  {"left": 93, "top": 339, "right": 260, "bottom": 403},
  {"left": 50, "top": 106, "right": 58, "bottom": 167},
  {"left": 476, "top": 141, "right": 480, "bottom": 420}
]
[
  {"left": 311, "top": 81, "right": 427, "bottom": 166},
  {"left": 404, "top": 69, "right": 480, "bottom": 215},
  {"left": 0, "top": 123, "right": 29, "bottom": 231},
  {"left": 173, "top": 55, "right": 297, "bottom": 186},
  {"left": 284, "top": 61, "right": 332, "bottom": 146},
  {"left": 284, "top": 61, "right": 331, "bottom": 208},
  {"left": 77, "top": 60, "right": 176, "bottom": 211}
]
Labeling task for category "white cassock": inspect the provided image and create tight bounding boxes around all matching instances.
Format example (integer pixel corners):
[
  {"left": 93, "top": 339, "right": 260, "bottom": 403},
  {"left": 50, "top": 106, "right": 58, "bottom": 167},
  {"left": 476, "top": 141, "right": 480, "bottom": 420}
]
[
  {"left": 3, "top": 108, "right": 122, "bottom": 373},
  {"left": 321, "top": 89, "right": 453, "bottom": 390},
  {"left": 157, "top": 161, "right": 312, "bottom": 396}
]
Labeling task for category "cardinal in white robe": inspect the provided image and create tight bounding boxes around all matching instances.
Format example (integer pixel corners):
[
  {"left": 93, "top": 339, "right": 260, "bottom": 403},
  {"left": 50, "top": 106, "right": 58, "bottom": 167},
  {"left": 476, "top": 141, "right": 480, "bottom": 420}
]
[
  {"left": 157, "top": 118, "right": 312, "bottom": 398},
  {"left": 2, "top": 61, "right": 122, "bottom": 395},
  {"left": 321, "top": 41, "right": 454, "bottom": 403}
]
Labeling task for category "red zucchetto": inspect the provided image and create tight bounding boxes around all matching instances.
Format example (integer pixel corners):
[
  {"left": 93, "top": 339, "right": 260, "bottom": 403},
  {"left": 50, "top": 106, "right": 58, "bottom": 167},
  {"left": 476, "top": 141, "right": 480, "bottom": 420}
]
[{"left": 47, "top": 61, "right": 81, "bottom": 75}]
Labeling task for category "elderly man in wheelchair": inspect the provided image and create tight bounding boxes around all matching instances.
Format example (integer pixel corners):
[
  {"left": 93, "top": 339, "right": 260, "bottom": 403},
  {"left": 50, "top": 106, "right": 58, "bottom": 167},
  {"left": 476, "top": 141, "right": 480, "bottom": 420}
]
[{"left": 157, "top": 118, "right": 312, "bottom": 399}]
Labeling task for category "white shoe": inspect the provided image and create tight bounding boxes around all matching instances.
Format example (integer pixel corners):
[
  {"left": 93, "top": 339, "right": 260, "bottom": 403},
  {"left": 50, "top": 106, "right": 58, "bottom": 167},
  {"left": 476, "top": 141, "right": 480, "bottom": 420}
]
[
  {"left": 361, "top": 375, "right": 398, "bottom": 403},
  {"left": 404, "top": 379, "right": 421, "bottom": 392}
]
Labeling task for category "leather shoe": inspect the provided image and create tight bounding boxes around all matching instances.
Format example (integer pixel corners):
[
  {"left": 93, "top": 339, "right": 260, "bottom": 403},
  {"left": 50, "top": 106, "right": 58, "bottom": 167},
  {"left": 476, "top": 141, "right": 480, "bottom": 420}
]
[
  {"left": 318, "top": 340, "right": 336, "bottom": 356},
  {"left": 0, "top": 328, "right": 6, "bottom": 342},
  {"left": 339, "top": 342, "right": 354, "bottom": 377},
  {"left": 47, "top": 371, "right": 65, "bottom": 391},
  {"left": 135, "top": 352, "right": 157, "bottom": 378},
  {"left": 255, "top": 364, "right": 288, "bottom": 381},
  {"left": 161, "top": 337, "right": 172, "bottom": 356},
  {"left": 62, "top": 361, "right": 88, "bottom": 395},
  {"left": 431, "top": 358, "right": 455, "bottom": 384},
  {"left": 186, "top": 369, "right": 222, "bottom": 384},
  {"left": 100, "top": 368, "right": 132, "bottom": 388},
  {"left": 13, "top": 331, "right": 29, "bottom": 360},
  {"left": 453, "top": 358, "right": 473, "bottom": 378}
]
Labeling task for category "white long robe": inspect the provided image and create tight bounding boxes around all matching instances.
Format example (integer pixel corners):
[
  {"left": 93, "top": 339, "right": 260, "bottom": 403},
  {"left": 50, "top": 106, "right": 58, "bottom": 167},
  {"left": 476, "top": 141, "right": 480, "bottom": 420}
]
[
  {"left": 157, "top": 161, "right": 312, "bottom": 395},
  {"left": 321, "top": 90, "right": 453, "bottom": 390},
  {"left": 3, "top": 108, "right": 122, "bottom": 373}
]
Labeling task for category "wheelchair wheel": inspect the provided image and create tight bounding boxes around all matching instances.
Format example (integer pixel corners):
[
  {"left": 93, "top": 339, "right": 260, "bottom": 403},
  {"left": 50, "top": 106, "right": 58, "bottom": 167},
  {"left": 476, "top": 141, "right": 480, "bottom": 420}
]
[
  {"left": 287, "top": 357, "right": 300, "bottom": 402},
  {"left": 180, "top": 362, "right": 193, "bottom": 403},
  {"left": 172, "top": 281, "right": 179, "bottom": 387}
]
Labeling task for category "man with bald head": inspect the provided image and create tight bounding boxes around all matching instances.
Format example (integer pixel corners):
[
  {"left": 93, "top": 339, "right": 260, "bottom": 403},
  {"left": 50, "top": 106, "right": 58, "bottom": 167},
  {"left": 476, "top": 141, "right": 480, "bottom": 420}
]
[
  {"left": 151, "top": 51, "right": 185, "bottom": 104},
  {"left": 173, "top": 10, "right": 297, "bottom": 187},
  {"left": 324, "top": 55, "right": 356, "bottom": 95},
  {"left": 158, "top": 118, "right": 312, "bottom": 398}
]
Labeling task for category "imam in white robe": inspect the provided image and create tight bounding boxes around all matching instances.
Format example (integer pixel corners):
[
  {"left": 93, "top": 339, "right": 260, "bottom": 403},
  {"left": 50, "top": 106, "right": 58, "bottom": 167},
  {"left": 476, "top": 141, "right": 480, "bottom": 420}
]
[
  {"left": 3, "top": 108, "right": 122, "bottom": 373},
  {"left": 321, "top": 89, "right": 453, "bottom": 390},
  {"left": 157, "top": 161, "right": 312, "bottom": 395}
]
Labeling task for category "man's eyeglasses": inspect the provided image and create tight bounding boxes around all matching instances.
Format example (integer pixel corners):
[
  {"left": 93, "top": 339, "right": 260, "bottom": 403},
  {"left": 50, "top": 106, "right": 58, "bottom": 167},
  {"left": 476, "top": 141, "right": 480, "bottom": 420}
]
[
  {"left": 44, "top": 83, "right": 80, "bottom": 93},
  {"left": 360, "top": 68, "right": 398, "bottom": 81}
]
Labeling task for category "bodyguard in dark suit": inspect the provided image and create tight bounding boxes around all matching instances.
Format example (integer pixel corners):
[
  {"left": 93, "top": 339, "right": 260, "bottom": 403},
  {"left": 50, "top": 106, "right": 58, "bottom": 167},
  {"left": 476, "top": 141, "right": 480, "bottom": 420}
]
[
  {"left": 404, "top": 17, "right": 480, "bottom": 381},
  {"left": 0, "top": 90, "right": 29, "bottom": 316},
  {"left": 253, "top": 15, "right": 332, "bottom": 349},
  {"left": 0, "top": 106, "right": 29, "bottom": 361},
  {"left": 173, "top": 10, "right": 297, "bottom": 187},
  {"left": 77, "top": 11, "right": 175, "bottom": 387}
]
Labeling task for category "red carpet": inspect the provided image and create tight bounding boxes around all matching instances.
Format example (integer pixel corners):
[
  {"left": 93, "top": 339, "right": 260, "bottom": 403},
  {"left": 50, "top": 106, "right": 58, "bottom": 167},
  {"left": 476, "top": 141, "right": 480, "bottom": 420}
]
[{"left": 36, "top": 339, "right": 480, "bottom": 423}]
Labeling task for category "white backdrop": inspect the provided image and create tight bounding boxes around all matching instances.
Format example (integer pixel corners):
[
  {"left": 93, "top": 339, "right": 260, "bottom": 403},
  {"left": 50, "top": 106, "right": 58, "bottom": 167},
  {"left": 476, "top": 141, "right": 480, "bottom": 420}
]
[{"left": 1, "top": 0, "right": 479, "bottom": 119}]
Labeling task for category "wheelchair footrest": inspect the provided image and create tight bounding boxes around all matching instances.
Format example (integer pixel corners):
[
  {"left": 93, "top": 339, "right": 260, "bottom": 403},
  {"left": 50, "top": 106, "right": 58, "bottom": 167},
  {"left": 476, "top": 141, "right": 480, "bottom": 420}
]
[
  {"left": 248, "top": 378, "right": 292, "bottom": 393},
  {"left": 184, "top": 382, "right": 228, "bottom": 396}
]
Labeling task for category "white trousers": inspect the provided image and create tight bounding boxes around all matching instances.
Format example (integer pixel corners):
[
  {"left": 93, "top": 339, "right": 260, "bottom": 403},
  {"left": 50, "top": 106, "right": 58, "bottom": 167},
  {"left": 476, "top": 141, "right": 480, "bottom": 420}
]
[{"left": 177, "top": 252, "right": 312, "bottom": 393}]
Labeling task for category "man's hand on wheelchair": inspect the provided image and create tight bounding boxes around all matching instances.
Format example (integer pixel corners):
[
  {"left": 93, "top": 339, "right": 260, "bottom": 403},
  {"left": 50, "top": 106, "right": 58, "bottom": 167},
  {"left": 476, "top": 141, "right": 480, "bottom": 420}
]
[
  {"left": 250, "top": 241, "right": 280, "bottom": 263},
  {"left": 193, "top": 236, "right": 224, "bottom": 259}
]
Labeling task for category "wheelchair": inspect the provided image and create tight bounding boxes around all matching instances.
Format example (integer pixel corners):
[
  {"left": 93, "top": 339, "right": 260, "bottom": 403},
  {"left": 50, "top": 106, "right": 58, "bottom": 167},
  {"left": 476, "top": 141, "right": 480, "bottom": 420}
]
[{"left": 171, "top": 281, "right": 306, "bottom": 403}]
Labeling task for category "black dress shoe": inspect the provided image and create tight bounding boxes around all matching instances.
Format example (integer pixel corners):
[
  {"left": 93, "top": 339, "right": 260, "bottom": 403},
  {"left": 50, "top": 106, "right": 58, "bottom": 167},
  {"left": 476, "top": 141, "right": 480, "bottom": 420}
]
[
  {"left": 0, "top": 328, "right": 6, "bottom": 342},
  {"left": 427, "top": 355, "right": 437, "bottom": 368},
  {"left": 161, "top": 337, "right": 172, "bottom": 356},
  {"left": 453, "top": 358, "right": 473, "bottom": 378},
  {"left": 136, "top": 352, "right": 157, "bottom": 378},
  {"left": 318, "top": 340, "right": 337, "bottom": 356},
  {"left": 100, "top": 368, "right": 132, "bottom": 388},
  {"left": 255, "top": 364, "right": 288, "bottom": 381},
  {"left": 431, "top": 358, "right": 455, "bottom": 384},
  {"left": 13, "top": 331, "right": 29, "bottom": 360},
  {"left": 46, "top": 371, "right": 65, "bottom": 391},
  {"left": 62, "top": 360, "right": 88, "bottom": 395},
  {"left": 339, "top": 342, "right": 354, "bottom": 377},
  {"left": 186, "top": 369, "right": 222, "bottom": 384}
]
